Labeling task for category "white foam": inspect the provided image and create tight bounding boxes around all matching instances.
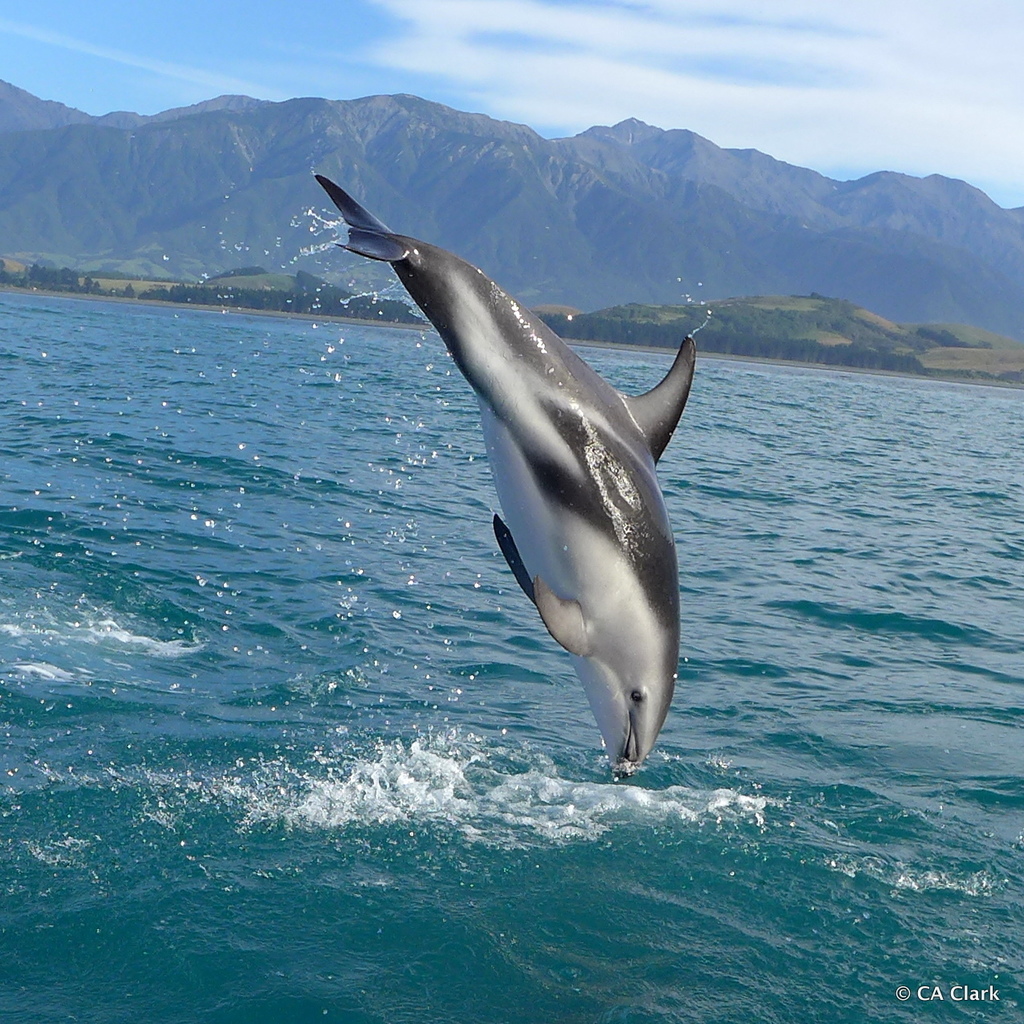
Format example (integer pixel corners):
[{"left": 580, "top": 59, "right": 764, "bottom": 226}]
[
  {"left": 827, "top": 855, "right": 1002, "bottom": 897},
  {"left": 82, "top": 618, "right": 198, "bottom": 657},
  {"left": 212, "top": 734, "right": 775, "bottom": 846},
  {"left": 1, "top": 623, "right": 54, "bottom": 639},
  {"left": 890, "top": 868, "right": 1000, "bottom": 897},
  {"left": 1, "top": 611, "right": 199, "bottom": 659},
  {"left": 7, "top": 661, "right": 77, "bottom": 682},
  {"left": 23, "top": 835, "right": 92, "bottom": 867}
]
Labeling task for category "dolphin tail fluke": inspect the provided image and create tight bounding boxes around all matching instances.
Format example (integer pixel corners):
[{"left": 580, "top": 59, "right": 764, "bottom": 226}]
[
  {"left": 314, "top": 175, "right": 392, "bottom": 233},
  {"left": 345, "top": 229, "right": 410, "bottom": 262},
  {"left": 624, "top": 336, "right": 696, "bottom": 463},
  {"left": 314, "top": 175, "right": 410, "bottom": 262}
]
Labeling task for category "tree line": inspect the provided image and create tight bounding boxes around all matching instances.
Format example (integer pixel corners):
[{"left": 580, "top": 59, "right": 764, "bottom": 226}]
[
  {"left": 539, "top": 302, "right": 929, "bottom": 375},
  {"left": 1, "top": 261, "right": 104, "bottom": 294},
  {"left": 0, "top": 261, "right": 423, "bottom": 325}
]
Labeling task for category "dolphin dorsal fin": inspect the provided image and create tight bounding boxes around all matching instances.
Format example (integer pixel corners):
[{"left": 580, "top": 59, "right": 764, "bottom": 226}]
[
  {"left": 314, "top": 175, "right": 410, "bottom": 262},
  {"left": 623, "top": 336, "right": 696, "bottom": 463}
]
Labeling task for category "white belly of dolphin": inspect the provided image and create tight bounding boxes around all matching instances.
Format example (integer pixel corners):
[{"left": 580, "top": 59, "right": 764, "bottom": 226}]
[
  {"left": 479, "top": 401, "right": 567, "bottom": 592},
  {"left": 479, "top": 401, "right": 670, "bottom": 759}
]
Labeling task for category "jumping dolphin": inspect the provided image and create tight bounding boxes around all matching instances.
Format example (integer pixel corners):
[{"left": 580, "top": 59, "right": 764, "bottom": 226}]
[{"left": 315, "top": 174, "right": 696, "bottom": 773}]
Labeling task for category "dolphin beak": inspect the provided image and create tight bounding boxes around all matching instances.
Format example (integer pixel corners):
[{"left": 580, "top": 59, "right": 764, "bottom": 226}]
[{"left": 611, "top": 712, "right": 643, "bottom": 777}]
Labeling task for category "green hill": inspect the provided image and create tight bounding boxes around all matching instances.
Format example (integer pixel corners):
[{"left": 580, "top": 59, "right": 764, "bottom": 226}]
[
  {"left": 539, "top": 294, "right": 1024, "bottom": 383},
  {"left": 0, "top": 260, "right": 423, "bottom": 325}
]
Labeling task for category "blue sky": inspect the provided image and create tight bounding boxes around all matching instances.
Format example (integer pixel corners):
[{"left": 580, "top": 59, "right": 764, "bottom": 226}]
[{"left": 2, "top": 0, "right": 1023, "bottom": 207}]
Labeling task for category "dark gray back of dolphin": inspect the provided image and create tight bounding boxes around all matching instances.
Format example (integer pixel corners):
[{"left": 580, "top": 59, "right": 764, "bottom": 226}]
[{"left": 314, "top": 174, "right": 696, "bottom": 461}]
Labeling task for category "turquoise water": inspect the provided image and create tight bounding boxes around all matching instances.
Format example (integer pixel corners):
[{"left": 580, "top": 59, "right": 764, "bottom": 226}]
[{"left": 1, "top": 291, "right": 1021, "bottom": 1022}]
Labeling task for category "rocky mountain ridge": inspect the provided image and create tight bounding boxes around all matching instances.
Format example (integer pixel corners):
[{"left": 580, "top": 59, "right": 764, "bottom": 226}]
[{"left": 2, "top": 82, "right": 1023, "bottom": 338}]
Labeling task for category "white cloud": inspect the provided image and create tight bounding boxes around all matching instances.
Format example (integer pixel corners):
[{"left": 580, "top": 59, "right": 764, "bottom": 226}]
[{"left": 364, "top": 0, "right": 1024, "bottom": 206}]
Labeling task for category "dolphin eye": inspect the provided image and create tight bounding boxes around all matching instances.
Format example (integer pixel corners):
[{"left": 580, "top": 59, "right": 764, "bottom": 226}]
[{"left": 630, "top": 689, "right": 644, "bottom": 704}]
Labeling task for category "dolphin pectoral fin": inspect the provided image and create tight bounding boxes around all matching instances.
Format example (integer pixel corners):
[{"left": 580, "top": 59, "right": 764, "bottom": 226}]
[
  {"left": 492, "top": 514, "right": 536, "bottom": 603},
  {"left": 314, "top": 175, "right": 409, "bottom": 262},
  {"left": 492, "top": 517, "right": 590, "bottom": 657},
  {"left": 533, "top": 576, "right": 590, "bottom": 657},
  {"left": 623, "top": 335, "right": 696, "bottom": 462}
]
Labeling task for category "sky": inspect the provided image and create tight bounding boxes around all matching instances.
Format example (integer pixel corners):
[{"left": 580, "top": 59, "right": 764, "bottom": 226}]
[{"left": 2, "top": 0, "right": 1023, "bottom": 208}]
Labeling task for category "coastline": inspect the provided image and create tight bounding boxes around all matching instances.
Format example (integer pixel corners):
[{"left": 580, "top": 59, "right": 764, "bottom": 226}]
[
  {"left": 0, "top": 282, "right": 428, "bottom": 333},
  {"left": 4, "top": 283, "right": 1022, "bottom": 391},
  {"left": 571, "top": 336, "right": 1024, "bottom": 390}
]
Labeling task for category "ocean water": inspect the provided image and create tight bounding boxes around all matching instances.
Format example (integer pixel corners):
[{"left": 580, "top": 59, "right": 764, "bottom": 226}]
[{"left": 1, "top": 290, "right": 1021, "bottom": 1023}]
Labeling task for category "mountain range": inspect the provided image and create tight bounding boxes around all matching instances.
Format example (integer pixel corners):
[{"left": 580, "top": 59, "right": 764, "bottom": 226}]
[{"left": 3, "top": 79, "right": 1024, "bottom": 340}]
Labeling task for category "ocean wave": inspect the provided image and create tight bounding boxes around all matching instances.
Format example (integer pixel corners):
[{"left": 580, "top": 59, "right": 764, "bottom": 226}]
[
  {"left": 767, "top": 598, "right": 997, "bottom": 646},
  {"left": 50, "top": 732, "right": 777, "bottom": 848}
]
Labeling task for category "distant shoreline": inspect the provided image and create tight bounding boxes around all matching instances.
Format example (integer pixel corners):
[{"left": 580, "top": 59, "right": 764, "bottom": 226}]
[
  {"left": 4, "top": 283, "right": 1022, "bottom": 391},
  {"left": 0, "top": 281, "right": 427, "bottom": 333},
  {"left": 572, "top": 336, "right": 1024, "bottom": 389}
]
